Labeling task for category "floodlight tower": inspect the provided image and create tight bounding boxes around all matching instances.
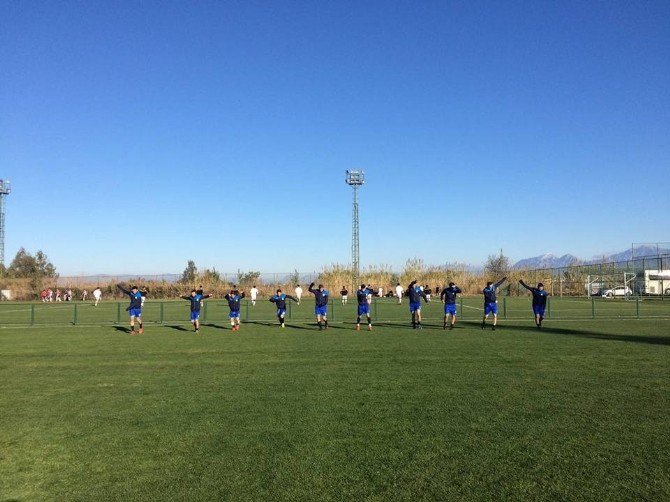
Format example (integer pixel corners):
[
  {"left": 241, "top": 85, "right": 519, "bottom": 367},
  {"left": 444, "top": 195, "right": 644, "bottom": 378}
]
[
  {"left": 345, "top": 170, "right": 365, "bottom": 288},
  {"left": 0, "top": 180, "right": 10, "bottom": 266}
]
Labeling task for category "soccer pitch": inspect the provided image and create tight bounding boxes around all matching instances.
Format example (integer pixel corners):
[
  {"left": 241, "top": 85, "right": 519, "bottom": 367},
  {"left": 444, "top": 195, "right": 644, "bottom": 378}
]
[{"left": 1, "top": 312, "right": 669, "bottom": 500}]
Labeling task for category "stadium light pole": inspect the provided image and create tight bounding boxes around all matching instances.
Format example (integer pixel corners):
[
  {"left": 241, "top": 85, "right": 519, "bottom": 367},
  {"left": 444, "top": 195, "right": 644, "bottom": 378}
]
[
  {"left": 0, "top": 180, "right": 10, "bottom": 267},
  {"left": 345, "top": 170, "right": 365, "bottom": 290}
]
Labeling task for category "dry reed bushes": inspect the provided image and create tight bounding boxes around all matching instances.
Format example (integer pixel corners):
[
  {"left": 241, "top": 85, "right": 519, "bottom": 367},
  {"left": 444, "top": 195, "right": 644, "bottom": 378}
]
[{"left": 3, "top": 263, "right": 563, "bottom": 300}]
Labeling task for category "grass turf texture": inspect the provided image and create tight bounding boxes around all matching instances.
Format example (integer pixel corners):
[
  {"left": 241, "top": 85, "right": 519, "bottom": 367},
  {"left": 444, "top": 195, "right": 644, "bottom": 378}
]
[{"left": 1, "top": 319, "right": 669, "bottom": 500}]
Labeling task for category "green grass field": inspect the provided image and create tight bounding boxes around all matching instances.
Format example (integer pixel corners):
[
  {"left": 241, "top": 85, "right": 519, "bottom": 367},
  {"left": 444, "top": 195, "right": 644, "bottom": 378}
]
[{"left": 1, "top": 303, "right": 669, "bottom": 500}]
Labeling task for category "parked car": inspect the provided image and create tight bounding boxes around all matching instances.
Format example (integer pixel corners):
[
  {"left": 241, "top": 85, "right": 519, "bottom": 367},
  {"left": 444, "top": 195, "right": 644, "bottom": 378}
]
[{"left": 603, "top": 286, "right": 632, "bottom": 297}]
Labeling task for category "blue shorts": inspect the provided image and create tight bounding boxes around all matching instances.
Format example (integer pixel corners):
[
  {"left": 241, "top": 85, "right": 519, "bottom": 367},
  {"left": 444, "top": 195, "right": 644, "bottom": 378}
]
[
  {"left": 190, "top": 311, "right": 200, "bottom": 321},
  {"left": 277, "top": 308, "right": 286, "bottom": 317},
  {"left": 484, "top": 302, "right": 498, "bottom": 315},
  {"left": 358, "top": 304, "right": 370, "bottom": 316},
  {"left": 444, "top": 303, "right": 457, "bottom": 316},
  {"left": 315, "top": 306, "right": 328, "bottom": 317},
  {"left": 410, "top": 302, "right": 421, "bottom": 313},
  {"left": 229, "top": 310, "right": 240, "bottom": 319},
  {"left": 129, "top": 308, "right": 142, "bottom": 318},
  {"left": 533, "top": 305, "right": 546, "bottom": 317}
]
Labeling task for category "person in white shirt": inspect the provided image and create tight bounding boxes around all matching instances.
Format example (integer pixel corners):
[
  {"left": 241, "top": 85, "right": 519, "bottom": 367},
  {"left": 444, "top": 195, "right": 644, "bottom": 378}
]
[
  {"left": 395, "top": 283, "right": 404, "bottom": 304},
  {"left": 82, "top": 290, "right": 88, "bottom": 301},
  {"left": 366, "top": 285, "right": 373, "bottom": 305},
  {"left": 377, "top": 286, "right": 383, "bottom": 298},
  {"left": 250, "top": 285, "right": 259, "bottom": 306},
  {"left": 93, "top": 287, "right": 102, "bottom": 306},
  {"left": 294, "top": 284, "right": 303, "bottom": 305}
]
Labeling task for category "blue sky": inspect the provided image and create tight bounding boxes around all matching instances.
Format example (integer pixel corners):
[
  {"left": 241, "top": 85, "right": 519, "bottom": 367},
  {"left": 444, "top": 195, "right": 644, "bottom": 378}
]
[{"left": 2, "top": 1, "right": 668, "bottom": 275}]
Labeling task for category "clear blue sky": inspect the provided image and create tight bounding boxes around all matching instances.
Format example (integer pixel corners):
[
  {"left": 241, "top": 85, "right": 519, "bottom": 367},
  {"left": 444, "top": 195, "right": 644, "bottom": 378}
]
[{"left": 2, "top": 1, "right": 668, "bottom": 275}]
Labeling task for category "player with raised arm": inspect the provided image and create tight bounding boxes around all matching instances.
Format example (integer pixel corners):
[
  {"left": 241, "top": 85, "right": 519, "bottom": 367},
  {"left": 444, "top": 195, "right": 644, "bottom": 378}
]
[
  {"left": 519, "top": 279, "right": 549, "bottom": 329},
  {"left": 481, "top": 277, "right": 507, "bottom": 330},
  {"left": 269, "top": 289, "right": 298, "bottom": 328},
  {"left": 355, "top": 283, "right": 373, "bottom": 331},
  {"left": 181, "top": 289, "right": 212, "bottom": 334},
  {"left": 224, "top": 289, "right": 245, "bottom": 331},
  {"left": 407, "top": 280, "right": 428, "bottom": 329},
  {"left": 308, "top": 282, "right": 329, "bottom": 330},
  {"left": 440, "top": 282, "right": 462, "bottom": 330},
  {"left": 117, "top": 284, "right": 146, "bottom": 335}
]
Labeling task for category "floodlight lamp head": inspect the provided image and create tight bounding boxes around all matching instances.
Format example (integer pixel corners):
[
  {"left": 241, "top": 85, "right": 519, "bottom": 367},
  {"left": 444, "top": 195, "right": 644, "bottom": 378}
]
[
  {"left": 345, "top": 170, "right": 365, "bottom": 186},
  {"left": 0, "top": 180, "right": 11, "bottom": 195}
]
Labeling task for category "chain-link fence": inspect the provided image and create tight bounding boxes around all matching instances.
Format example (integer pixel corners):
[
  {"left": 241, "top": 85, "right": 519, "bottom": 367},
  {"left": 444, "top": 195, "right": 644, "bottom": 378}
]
[{"left": 518, "top": 254, "right": 670, "bottom": 298}]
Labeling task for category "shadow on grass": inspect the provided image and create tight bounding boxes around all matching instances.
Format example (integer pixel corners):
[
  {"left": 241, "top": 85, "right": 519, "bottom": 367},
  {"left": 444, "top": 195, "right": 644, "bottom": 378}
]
[
  {"left": 113, "top": 326, "right": 130, "bottom": 334},
  {"left": 509, "top": 324, "right": 670, "bottom": 346},
  {"left": 165, "top": 325, "right": 190, "bottom": 332},
  {"left": 200, "top": 323, "right": 233, "bottom": 331},
  {"left": 245, "top": 321, "right": 276, "bottom": 328},
  {"left": 246, "top": 320, "right": 316, "bottom": 331}
]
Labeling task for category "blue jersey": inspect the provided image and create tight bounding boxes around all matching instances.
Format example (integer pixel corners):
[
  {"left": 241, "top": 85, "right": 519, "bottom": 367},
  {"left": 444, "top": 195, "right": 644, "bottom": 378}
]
[
  {"left": 225, "top": 293, "right": 245, "bottom": 311},
  {"left": 483, "top": 277, "right": 506, "bottom": 303},
  {"left": 118, "top": 285, "right": 144, "bottom": 309},
  {"left": 182, "top": 294, "right": 211, "bottom": 312},
  {"left": 440, "top": 286, "right": 462, "bottom": 305},
  {"left": 356, "top": 288, "right": 371, "bottom": 305},
  {"left": 520, "top": 281, "right": 549, "bottom": 307},
  {"left": 269, "top": 294, "right": 296, "bottom": 310},
  {"left": 407, "top": 284, "right": 427, "bottom": 304},
  {"left": 308, "top": 284, "right": 329, "bottom": 307}
]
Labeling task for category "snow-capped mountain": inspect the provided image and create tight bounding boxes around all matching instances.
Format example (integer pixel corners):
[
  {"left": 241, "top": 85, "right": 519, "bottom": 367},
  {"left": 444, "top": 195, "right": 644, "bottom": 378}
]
[
  {"left": 512, "top": 254, "right": 580, "bottom": 270},
  {"left": 513, "top": 246, "right": 670, "bottom": 269}
]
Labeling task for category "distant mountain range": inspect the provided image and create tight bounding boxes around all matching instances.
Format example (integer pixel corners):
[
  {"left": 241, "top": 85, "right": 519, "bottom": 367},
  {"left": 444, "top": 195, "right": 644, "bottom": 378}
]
[{"left": 512, "top": 245, "right": 670, "bottom": 270}]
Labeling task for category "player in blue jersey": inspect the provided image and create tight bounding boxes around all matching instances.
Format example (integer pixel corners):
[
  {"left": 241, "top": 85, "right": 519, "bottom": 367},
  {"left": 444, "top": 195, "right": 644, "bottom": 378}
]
[
  {"left": 407, "top": 280, "right": 428, "bottom": 329},
  {"left": 519, "top": 279, "right": 550, "bottom": 329},
  {"left": 355, "top": 284, "right": 373, "bottom": 331},
  {"left": 269, "top": 289, "right": 298, "bottom": 328},
  {"left": 481, "top": 277, "right": 507, "bottom": 330},
  {"left": 440, "top": 282, "right": 462, "bottom": 330},
  {"left": 224, "top": 289, "right": 245, "bottom": 331},
  {"left": 308, "top": 282, "right": 329, "bottom": 330},
  {"left": 181, "top": 289, "right": 213, "bottom": 334},
  {"left": 117, "top": 284, "right": 146, "bottom": 335}
]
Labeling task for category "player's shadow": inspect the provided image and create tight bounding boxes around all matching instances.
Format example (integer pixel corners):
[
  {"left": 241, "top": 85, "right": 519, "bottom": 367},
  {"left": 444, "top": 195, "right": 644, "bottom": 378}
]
[
  {"left": 511, "top": 324, "right": 670, "bottom": 346},
  {"left": 284, "top": 324, "right": 314, "bottom": 331},
  {"left": 113, "top": 326, "right": 130, "bottom": 333},
  {"left": 166, "top": 325, "right": 190, "bottom": 332},
  {"left": 246, "top": 321, "right": 276, "bottom": 328},
  {"left": 200, "top": 323, "right": 228, "bottom": 330}
]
